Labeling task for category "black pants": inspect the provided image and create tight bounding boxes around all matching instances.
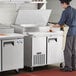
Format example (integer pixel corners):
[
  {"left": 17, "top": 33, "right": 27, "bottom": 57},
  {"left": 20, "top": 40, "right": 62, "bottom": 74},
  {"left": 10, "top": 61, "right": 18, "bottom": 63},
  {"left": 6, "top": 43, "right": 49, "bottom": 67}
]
[{"left": 64, "top": 36, "right": 76, "bottom": 69}]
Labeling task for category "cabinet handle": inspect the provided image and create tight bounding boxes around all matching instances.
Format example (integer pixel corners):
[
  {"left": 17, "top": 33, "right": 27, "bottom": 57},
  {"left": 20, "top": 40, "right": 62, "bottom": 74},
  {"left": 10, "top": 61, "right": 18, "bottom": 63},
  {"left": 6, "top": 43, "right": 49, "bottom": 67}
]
[
  {"left": 48, "top": 38, "right": 57, "bottom": 42},
  {"left": 3, "top": 41, "right": 14, "bottom": 46},
  {"left": 37, "top": 52, "right": 42, "bottom": 55}
]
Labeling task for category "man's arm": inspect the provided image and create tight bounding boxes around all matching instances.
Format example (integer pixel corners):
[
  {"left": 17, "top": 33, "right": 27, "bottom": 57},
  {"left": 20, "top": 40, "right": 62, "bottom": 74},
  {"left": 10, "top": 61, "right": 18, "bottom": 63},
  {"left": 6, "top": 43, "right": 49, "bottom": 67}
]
[{"left": 51, "top": 10, "right": 67, "bottom": 30}]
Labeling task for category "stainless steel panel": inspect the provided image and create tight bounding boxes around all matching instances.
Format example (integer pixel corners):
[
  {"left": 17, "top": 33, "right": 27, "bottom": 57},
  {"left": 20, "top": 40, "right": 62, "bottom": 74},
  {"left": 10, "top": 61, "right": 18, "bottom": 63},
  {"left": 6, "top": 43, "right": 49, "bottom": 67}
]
[
  {"left": 0, "top": 28, "right": 14, "bottom": 33},
  {"left": 15, "top": 10, "right": 51, "bottom": 26},
  {"left": 24, "top": 36, "right": 46, "bottom": 67},
  {"left": 47, "top": 36, "right": 64, "bottom": 64},
  {"left": 0, "top": 40, "right": 1, "bottom": 71},
  {"left": 33, "top": 54, "right": 45, "bottom": 66},
  {"left": 2, "top": 39, "right": 24, "bottom": 71}
]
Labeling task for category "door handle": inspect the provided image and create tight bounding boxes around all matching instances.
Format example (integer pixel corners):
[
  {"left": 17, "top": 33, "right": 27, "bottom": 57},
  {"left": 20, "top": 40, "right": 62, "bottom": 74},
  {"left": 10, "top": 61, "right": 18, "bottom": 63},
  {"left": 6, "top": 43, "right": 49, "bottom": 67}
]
[
  {"left": 48, "top": 38, "right": 57, "bottom": 42},
  {"left": 37, "top": 52, "right": 42, "bottom": 55},
  {"left": 3, "top": 41, "right": 14, "bottom": 46}
]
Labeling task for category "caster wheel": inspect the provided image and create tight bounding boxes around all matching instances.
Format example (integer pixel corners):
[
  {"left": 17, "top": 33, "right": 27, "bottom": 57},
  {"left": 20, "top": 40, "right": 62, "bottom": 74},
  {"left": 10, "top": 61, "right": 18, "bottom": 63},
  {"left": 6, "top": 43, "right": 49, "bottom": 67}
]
[
  {"left": 30, "top": 67, "right": 34, "bottom": 72},
  {"left": 16, "top": 69, "right": 19, "bottom": 73},
  {"left": 60, "top": 63, "right": 63, "bottom": 70}
]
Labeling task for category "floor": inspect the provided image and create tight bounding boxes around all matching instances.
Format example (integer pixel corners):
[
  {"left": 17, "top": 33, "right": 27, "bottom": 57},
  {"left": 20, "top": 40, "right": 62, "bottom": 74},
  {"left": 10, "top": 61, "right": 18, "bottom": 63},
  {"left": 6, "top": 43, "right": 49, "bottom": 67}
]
[{"left": 0, "top": 66, "right": 76, "bottom": 76}]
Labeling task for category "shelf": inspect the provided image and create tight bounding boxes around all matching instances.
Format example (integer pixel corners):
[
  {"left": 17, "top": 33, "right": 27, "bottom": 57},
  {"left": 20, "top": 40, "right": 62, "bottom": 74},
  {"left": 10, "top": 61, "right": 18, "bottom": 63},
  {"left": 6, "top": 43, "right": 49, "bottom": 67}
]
[
  {"left": 0, "top": 0, "right": 10, "bottom": 3},
  {"left": 31, "top": 1, "right": 47, "bottom": 3},
  {"left": 0, "top": 0, "right": 47, "bottom": 9},
  {"left": 10, "top": 1, "right": 47, "bottom": 4},
  {"left": 0, "top": 0, "right": 47, "bottom": 4},
  {"left": 0, "top": 0, "right": 10, "bottom": 1},
  {"left": 0, "top": 1, "right": 47, "bottom": 4}
]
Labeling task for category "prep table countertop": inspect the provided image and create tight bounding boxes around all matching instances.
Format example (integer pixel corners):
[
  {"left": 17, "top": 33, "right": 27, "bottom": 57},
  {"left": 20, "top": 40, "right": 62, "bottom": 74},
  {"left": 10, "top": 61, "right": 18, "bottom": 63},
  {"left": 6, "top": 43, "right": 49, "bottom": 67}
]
[
  {"left": 0, "top": 33, "right": 24, "bottom": 40},
  {"left": 26, "top": 31, "right": 63, "bottom": 37}
]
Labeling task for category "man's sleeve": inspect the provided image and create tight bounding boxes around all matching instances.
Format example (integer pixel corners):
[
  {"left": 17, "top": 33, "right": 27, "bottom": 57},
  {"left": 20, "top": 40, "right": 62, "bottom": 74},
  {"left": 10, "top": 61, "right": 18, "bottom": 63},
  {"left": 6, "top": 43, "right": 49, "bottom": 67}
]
[{"left": 58, "top": 11, "right": 67, "bottom": 26}]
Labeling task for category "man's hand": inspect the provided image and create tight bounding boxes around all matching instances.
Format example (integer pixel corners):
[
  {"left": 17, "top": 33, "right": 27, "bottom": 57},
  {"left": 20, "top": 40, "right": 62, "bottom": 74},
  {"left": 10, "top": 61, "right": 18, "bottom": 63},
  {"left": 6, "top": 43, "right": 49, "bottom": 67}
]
[
  {"left": 52, "top": 24, "right": 60, "bottom": 28},
  {"left": 50, "top": 24, "right": 64, "bottom": 31},
  {"left": 52, "top": 24, "right": 64, "bottom": 31}
]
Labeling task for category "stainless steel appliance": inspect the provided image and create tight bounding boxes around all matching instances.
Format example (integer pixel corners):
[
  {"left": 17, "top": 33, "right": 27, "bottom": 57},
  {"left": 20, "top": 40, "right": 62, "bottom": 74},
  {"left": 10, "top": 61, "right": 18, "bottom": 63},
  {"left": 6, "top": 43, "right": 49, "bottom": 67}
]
[
  {"left": 12, "top": 10, "right": 51, "bottom": 70},
  {"left": 0, "top": 27, "right": 14, "bottom": 33},
  {"left": 24, "top": 35, "right": 46, "bottom": 69},
  {"left": 0, "top": 40, "right": 1, "bottom": 71},
  {"left": 24, "top": 32, "right": 51, "bottom": 70},
  {"left": 0, "top": 34, "right": 24, "bottom": 72},
  {"left": 47, "top": 31, "right": 64, "bottom": 65},
  {"left": 12, "top": 10, "right": 64, "bottom": 70}
]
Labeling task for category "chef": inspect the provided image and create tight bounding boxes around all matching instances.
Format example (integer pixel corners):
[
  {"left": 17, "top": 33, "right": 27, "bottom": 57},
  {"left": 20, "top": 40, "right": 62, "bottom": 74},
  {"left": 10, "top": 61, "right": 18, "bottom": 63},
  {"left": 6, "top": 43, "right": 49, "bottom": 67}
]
[{"left": 53, "top": 0, "right": 76, "bottom": 72}]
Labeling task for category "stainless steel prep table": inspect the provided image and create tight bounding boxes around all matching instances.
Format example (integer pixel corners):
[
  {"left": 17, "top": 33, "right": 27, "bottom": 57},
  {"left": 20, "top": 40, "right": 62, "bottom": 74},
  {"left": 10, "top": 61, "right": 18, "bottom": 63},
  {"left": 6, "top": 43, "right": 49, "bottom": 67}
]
[{"left": 0, "top": 33, "right": 24, "bottom": 72}]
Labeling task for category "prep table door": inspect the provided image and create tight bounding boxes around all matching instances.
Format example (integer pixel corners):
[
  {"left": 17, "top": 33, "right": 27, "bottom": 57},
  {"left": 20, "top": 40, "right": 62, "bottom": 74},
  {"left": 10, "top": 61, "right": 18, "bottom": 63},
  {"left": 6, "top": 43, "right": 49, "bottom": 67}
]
[
  {"left": 0, "top": 40, "right": 1, "bottom": 71},
  {"left": 47, "top": 36, "right": 64, "bottom": 64},
  {"left": 2, "top": 39, "right": 24, "bottom": 71}
]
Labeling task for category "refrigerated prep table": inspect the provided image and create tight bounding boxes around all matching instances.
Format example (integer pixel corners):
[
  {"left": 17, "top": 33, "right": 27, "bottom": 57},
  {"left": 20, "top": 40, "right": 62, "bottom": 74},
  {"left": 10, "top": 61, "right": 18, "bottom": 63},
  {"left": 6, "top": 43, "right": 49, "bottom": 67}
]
[
  {"left": 0, "top": 40, "right": 1, "bottom": 71},
  {"left": 24, "top": 32, "right": 51, "bottom": 70},
  {"left": 12, "top": 10, "right": 51, "bottom": 70},
  {"left": 0, "top": 33, "right": 24, "bottom": 72},
  {"left": 26, "top": 31, "right": 64, "bottom": 69},
  {"left": 12, "top": 9, "right": 64, "bottom": 71}
]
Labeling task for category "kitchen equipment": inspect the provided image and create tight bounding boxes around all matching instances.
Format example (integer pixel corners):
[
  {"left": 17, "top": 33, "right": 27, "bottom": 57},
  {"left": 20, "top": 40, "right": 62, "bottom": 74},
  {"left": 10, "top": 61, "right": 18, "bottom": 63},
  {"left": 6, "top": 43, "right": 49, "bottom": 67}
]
[
  {"left": 24, "top": 32, "right": 52, "bottom": 71},
  {"left": 0, "top": 27, "right": 14, "bottom": 33},
  {"left": 12, "top": 10, "right": 51, "bottom": 70},
  {"left": 15, "top": 10, "right": 52, "bottom": 26},
  {"left": 24, "top": 34, "right": 46, "bottom": 70},
  {"left": 0, "top": 4, "right": 16, "bottom": 33},
  {"left": 0, "top": 40, "right": 1, "bottom": 71},
  {"left": 13, "top": 9, "right": 64, "bottom": 70},
  {"left": 12, "top": 10, "right": 51, "bottom": 33},
  {"left": 47, "top": 31, "right": 64, "bottom": 65},
  {"left": 0, "top": 33, "right": 24, "bottom": 72},
  {"left": 20, "top": 24, "right": 36, "bottom": 27}
]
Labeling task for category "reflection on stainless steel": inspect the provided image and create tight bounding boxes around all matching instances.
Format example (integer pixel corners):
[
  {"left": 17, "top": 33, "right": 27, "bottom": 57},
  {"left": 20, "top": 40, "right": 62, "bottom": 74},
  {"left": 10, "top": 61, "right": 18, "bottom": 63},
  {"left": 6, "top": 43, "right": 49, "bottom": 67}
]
[{"left": 0, "top": 34, "right": 7, "bottom": 36}]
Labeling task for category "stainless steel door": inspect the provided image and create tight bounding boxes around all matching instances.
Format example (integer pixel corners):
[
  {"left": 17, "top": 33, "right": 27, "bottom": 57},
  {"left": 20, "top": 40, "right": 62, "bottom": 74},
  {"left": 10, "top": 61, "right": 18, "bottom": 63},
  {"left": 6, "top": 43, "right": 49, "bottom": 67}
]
[
  {"left": 2, "top": 39, "right": 24, "bottom": 71},
  {"left": 47, "top": 36, "right": 64, "bottom": 64},
  {"left": 0, "top": 40, "right": 1, "bottom": 71}
]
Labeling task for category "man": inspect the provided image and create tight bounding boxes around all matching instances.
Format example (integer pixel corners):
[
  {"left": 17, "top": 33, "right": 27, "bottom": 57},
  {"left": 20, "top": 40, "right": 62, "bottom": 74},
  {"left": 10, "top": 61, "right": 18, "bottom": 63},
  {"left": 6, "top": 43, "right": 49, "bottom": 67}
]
[{"left": 53, "top": 0, "right": 76, "bottom": 72}]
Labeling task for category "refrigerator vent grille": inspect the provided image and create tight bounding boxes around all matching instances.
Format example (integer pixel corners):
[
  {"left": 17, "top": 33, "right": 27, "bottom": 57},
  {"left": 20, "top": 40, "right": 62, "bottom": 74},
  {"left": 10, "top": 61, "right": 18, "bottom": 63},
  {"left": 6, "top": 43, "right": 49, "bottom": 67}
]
[{"left": 33, "top": 54, "right": 45, "bottom": 65}]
